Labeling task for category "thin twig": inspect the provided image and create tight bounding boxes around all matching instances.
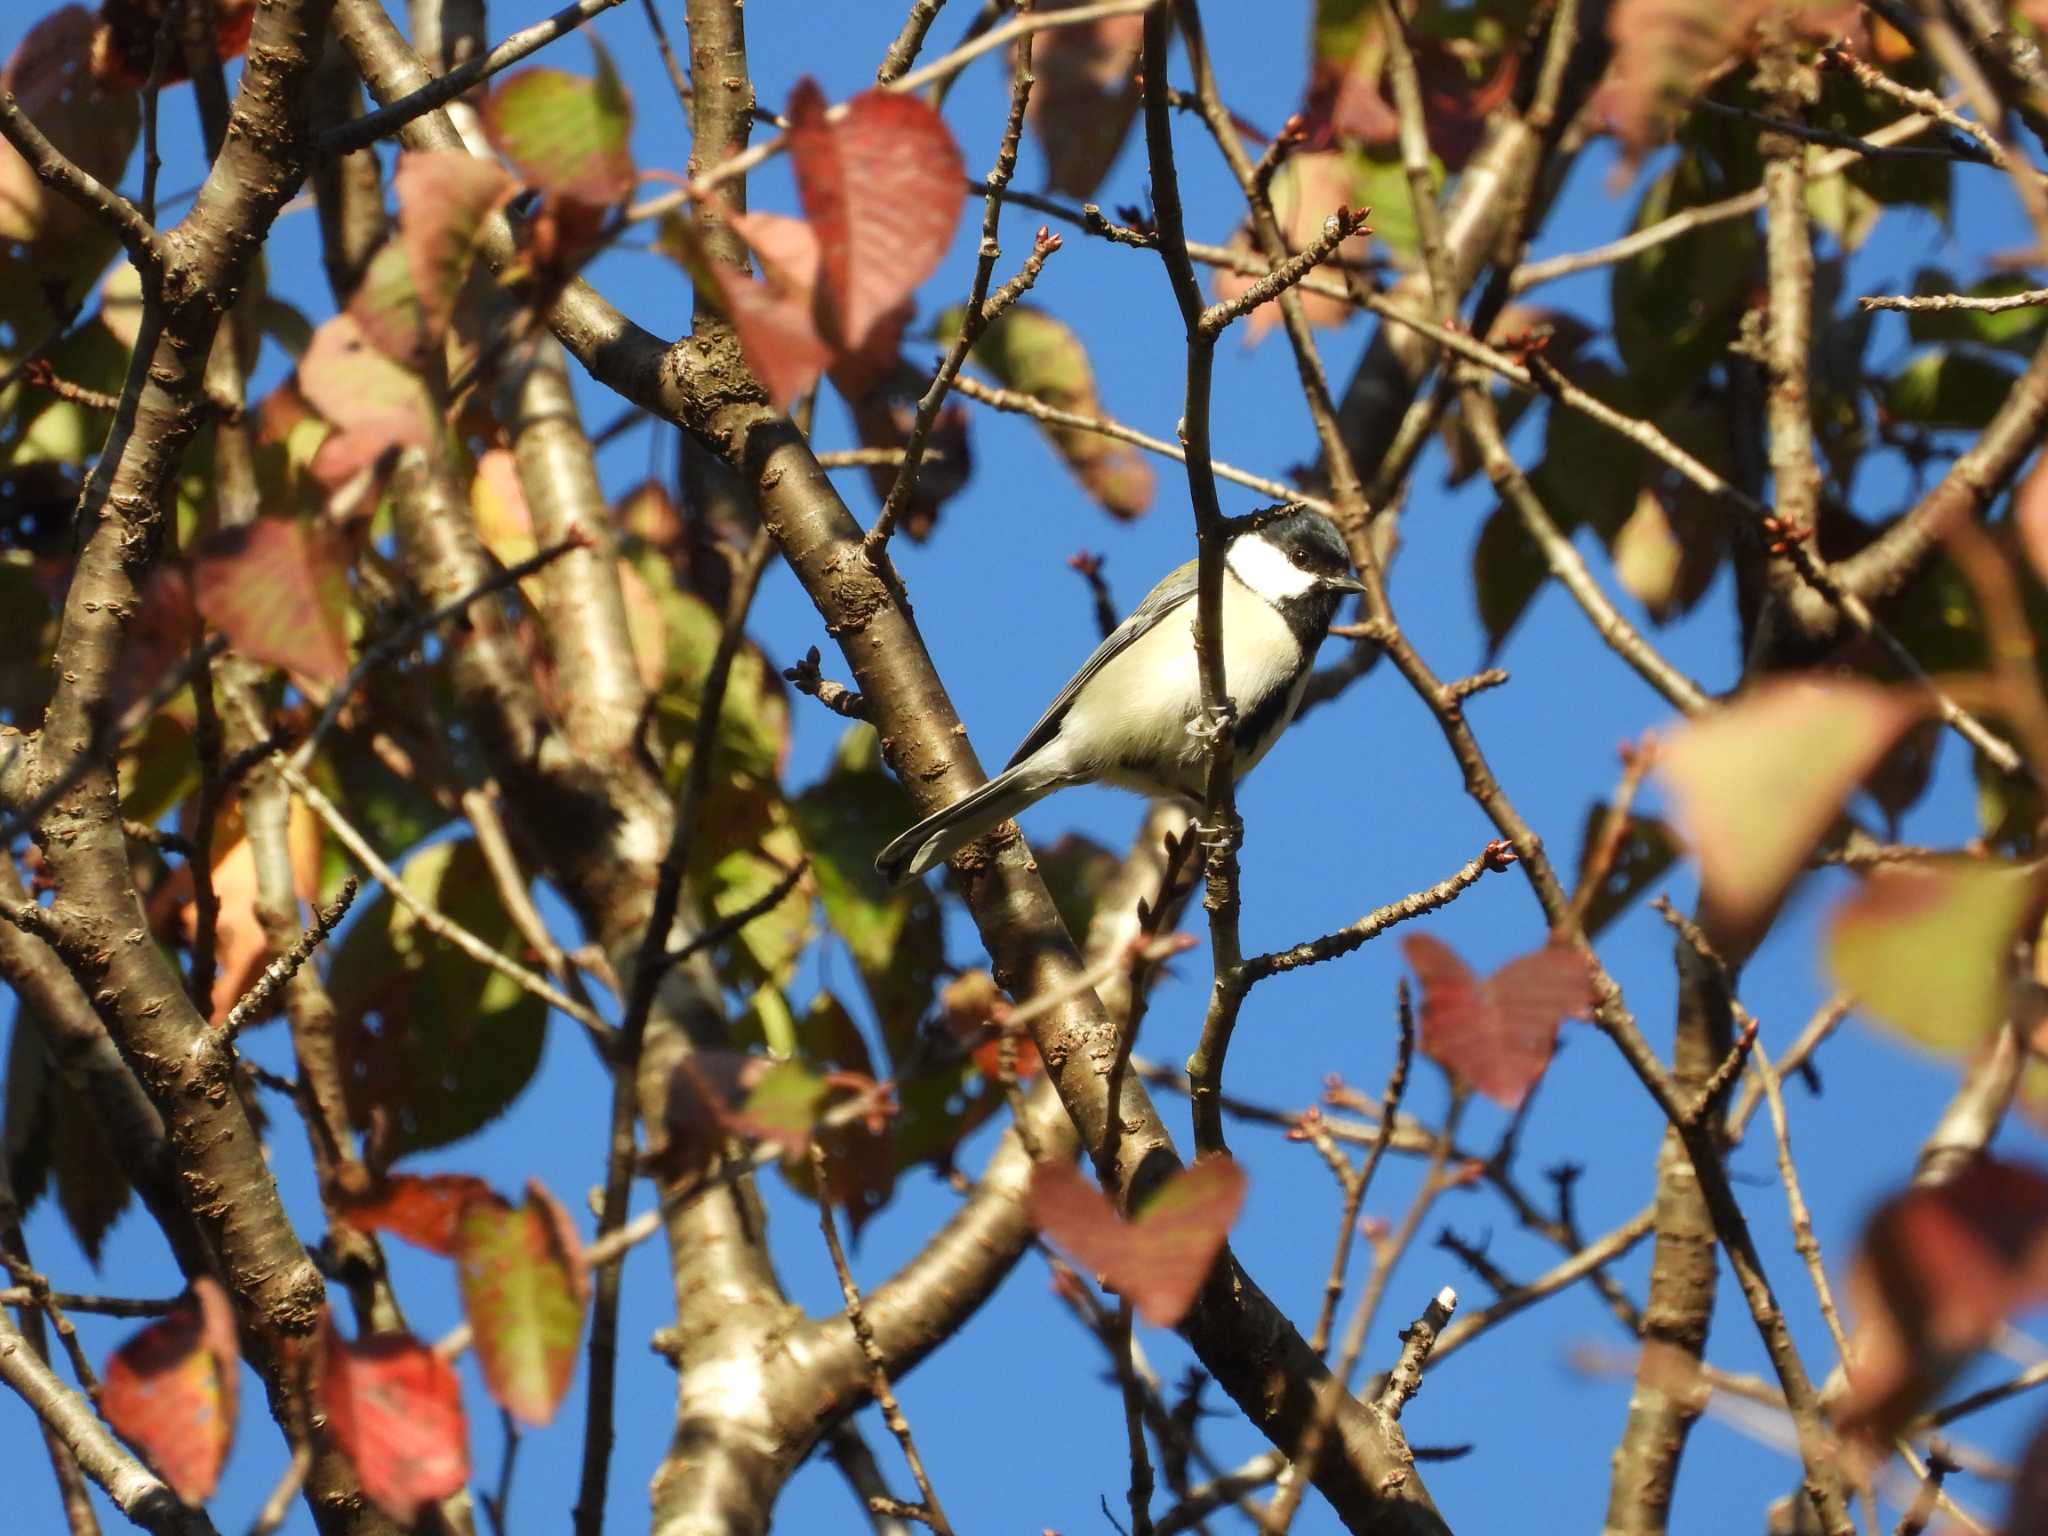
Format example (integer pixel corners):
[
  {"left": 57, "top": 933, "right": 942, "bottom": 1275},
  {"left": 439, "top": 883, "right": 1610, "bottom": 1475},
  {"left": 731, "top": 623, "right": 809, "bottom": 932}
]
[
  {"left": 1375, "top": 1285, "right": 1457, "bottom": 1420},
  {"left": 291, "top": 537, "right": 585, "bottom": 774},
  {"left": 0, "top": 92, "right": 168, "bottom": 272},
  {"left": 275, "top": 761, "right": 609, "bottom": 1035},
  {"left": 1860, "top": 286, "right": 2048, "bottom": 313},
  {"left": 320, "top": 0, "right": 632, "bottom": 154},
  {"left": 1242, "top": 844, "right": 1507, "bottom": 982},
  {"left": 220, "top": 878, "right": 358, "bottom": 1039},
  {"left": 866, "top": 23, "right": 1056, "bottom": 559},
  {"left": 811, "top": 1142, "right": 953, "bottom": 1535}
]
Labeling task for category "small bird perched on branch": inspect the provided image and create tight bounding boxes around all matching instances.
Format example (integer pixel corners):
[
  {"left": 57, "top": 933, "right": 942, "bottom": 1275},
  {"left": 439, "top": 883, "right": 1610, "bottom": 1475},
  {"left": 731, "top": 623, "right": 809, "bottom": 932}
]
[{"left": 876, "top": 505, "right": 1368, "bottom": 885}]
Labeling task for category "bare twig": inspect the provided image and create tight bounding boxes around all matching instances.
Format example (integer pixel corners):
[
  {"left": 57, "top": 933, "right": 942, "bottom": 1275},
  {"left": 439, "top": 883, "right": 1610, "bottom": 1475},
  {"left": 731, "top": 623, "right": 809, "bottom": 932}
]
[
  {"left": 319, "top": 0, "right": 632, "bottom": 154},
  {"left": 220, "top": 877, "right": 358, "bottom": 1038},
  {"left": 812, "top": 1142, "right": 953, "bottom": 1535},
  {"left": 1860, "top": 286, "right": 2048, "bottom": 313}
]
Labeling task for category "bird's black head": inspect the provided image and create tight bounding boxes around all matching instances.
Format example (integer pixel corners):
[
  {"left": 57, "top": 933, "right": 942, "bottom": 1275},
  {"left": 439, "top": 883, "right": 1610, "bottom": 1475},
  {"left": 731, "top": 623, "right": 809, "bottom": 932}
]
[
  {"left": 1260, "top": 507, "right": 1362, "bottom": 587},
  {"left": 1224, "top": 506, "right": 1367, "bottom": 617}
]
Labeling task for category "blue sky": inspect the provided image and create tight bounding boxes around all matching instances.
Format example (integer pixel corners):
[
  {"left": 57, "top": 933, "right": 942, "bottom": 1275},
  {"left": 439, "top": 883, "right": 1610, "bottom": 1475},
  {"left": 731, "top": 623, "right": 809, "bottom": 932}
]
[{"left": 4, "top": 3, "right": 2047, "bottom": 1533}]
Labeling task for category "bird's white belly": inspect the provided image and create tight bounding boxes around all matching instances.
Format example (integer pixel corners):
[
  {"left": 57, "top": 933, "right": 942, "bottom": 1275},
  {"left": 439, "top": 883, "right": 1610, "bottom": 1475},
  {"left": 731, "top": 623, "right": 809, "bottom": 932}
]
[{"left": 1055, "top": 578, "right": 1305, "bottom": 798}]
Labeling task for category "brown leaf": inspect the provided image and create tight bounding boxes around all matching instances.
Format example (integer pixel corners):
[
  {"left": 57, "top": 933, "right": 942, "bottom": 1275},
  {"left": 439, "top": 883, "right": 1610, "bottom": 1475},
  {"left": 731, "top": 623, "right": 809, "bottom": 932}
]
[
  {"left": 336, "top": 1173, "right": 497, "bottom": 1256},
  {"left": 785, "top": 79, "right": 966, "bottom": 355},
  {"left": 0, "top": 8, "right": 140, "bottom": 252},
  {"left": 100, "top": 1279, "right": 239, "bottom": 1505},
  {"left": 843, "top": 361, "right": 972, "bottom": 541},
  {"left": 1024, "top": 1, "right": 1145, "bottom": 197},
  {"left": 1028, "top": 1156, "right": 1247, "bottom": 1327},
  {"left": 320, "top": 1323, "right": 470, "bottom": 1524},
  {"left": 1402, "top": 935, "right": 1592, "bottom": 1108},
  {"left": 1842, "top": 1159, "right": 2048, "bottom": 1439}
]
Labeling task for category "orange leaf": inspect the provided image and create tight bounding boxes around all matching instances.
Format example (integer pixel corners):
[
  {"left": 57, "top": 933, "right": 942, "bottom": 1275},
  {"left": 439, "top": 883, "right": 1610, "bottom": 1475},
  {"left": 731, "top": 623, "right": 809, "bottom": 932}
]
[{"left": 336, "top": 1173, "right": 497, "bottom": 1256}]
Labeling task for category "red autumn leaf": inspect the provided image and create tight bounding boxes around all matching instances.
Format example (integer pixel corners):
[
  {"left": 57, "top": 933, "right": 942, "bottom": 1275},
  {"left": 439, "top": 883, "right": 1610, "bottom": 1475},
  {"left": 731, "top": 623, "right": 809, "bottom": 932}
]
[
  {"left": 1028, "top": 1156, "right": 1247, "bottom": 1327},
  {"left": 785, "top": 79, "right": 966, "bottom": 355},
  {"left": 298, "top": 312, "right": 439, "bottom": 456},
  {"left": 88, "top": 0, "right": 255, "bottom": 90},
  {"left": 456, "top": 1181, "right": 589, "bottom": 1426},
  {"left": 393, "top": 152, "right": 518, "bottom": 339},
  {"left": 1024, "top": 0, "right": 1145, "bottom": 198},
  {"left": 1, "top": 7, "right": 140, "bottom": 253},
  {"left": 336, "top": 1173, "right": 497, "bottom": 1256},
  {"left": 192, "top": 515, "right": 353, "bottom": 687},
  {"left": 100, "top": 1278, "right": 239, "bottom": 1505},
  {"left": 1842, "top": 1158, "right": 2048, "bottom": 1438},
  {"left": 1402, "top": 935, "right": 1592, "bottom": 1109},
  {"left": 320, "top": 1324, "right": 469, "bottom": 1524}
]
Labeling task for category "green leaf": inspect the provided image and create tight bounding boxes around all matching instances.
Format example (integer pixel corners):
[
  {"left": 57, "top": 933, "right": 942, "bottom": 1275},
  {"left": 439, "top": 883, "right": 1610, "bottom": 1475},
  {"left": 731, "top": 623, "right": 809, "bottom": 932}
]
[
  {"left": 1903, "top": 270, "right": 2048, "bottom": 354},
  {"left": 1036, "top": 832, "right": 1121, "bottom": 946},
  {"left": 1612, "top": 149, "right": 1757, "bottom": 408},
  {"left": 937, "top": 302, "right": 1153, "bottom": 518},
  {"left": 1828, "top": 861, "right": 2041, "bottom": 1055},
  {"left": 1471, "top": 498, "right": 1547, "bottom": 658},
  {"left": 1573, "top": 804, "right": 1681, "bottom": 939},
  {"left": 330, "top": 839, "right": 549, "bottom": 1159},
  {"left": 483, "top": 42, "right": 635, "bottom": 205},
  {"left": 633, "top": 554, "right": 789, "bottom": 784},
  {"left": 1884, "top": 348, "right": 2019, "bottom": 431},
  {"left": 456, "top": 1182, "right": 587, "bottom": 1427},
  {"left": 792, "top": 726, "right": 944, "bottom": 1063}
]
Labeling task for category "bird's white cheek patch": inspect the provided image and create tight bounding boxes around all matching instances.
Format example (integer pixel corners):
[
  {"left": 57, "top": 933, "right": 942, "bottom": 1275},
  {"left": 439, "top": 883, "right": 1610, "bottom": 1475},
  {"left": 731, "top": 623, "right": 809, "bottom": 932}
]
[{"left": 1225, "top": 535, "right": 1318, "bottom": 601}]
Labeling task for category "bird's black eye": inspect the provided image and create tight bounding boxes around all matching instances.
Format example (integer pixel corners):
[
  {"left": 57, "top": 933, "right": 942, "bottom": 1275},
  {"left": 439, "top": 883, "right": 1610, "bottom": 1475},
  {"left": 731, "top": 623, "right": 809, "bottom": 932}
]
[{"left": 1290, "top": 547, "right": 1312, "bottom": 568}]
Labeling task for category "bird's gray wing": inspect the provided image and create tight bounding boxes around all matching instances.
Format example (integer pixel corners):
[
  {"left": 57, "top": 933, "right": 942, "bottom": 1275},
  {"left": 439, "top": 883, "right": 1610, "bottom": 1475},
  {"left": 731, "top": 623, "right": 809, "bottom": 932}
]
[{"left": 1003, "top": 557, "right": 1199, "bottom": 771}]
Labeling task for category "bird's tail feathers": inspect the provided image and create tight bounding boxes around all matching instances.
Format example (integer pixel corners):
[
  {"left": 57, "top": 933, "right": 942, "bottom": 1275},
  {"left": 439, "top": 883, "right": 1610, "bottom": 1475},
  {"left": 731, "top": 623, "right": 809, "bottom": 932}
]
[{"left": 875, "top": 760, "right": 1064, "bottom": 885}]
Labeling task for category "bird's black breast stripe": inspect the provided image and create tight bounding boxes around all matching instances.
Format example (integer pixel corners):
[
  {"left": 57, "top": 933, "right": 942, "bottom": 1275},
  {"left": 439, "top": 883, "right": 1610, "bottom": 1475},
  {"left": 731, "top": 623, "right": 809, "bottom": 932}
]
[{"left": 1232, "top": 661, "right": 1310, "bottom": 760}]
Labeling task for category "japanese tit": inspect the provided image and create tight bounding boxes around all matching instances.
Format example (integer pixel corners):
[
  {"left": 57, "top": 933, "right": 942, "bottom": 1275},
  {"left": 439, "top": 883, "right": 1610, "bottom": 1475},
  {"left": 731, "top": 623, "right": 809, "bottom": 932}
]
[{"left": 875, "top": 507, "right": 1368, "bottom": 885}]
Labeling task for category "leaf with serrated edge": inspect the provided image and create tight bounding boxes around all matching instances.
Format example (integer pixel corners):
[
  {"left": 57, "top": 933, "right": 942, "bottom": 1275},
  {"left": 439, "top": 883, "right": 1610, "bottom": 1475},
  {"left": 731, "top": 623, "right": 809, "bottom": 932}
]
[
  {"left": 1029, "top": 1157, "right": 1246, "bottom": 1327},
  {"left": 786, "top": 79, "right": 965, "bottom": 354},
  {"left": 456, "top": 1181, "right": 588, "bottom": 1425},
  {"left": 100, "top": 1279, "right": 238, "bottom": 1504},
  {"left": 1827, "top": 860, "right": 2040, "bottom": 1055},
  {"left": 483, "top": 44, "right": 635, "bottom": 205},
  {"left": 1657, "top": 677, "right": 1924, "bottom": 927},
  {"left": 320, "top": 1325, "right": 469, "bottom": 1523}
]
